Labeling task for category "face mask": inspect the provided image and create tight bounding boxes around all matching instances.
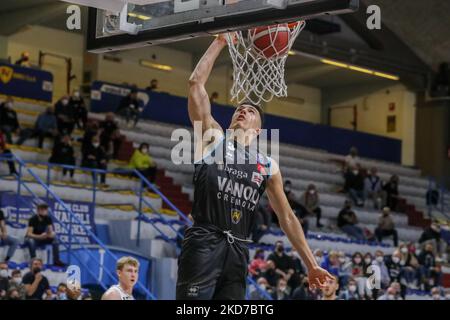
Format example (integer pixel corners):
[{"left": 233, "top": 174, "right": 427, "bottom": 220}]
[
  {"left": 284, "top": 187, "right": 291, "bottom": 193},
  {"left": 353, "top": 170, "right": 359, "bottom": 175},
  {"left": 376, "top": 256, "right": 384, "bottom": 263},
  {"left": 354, "top": 258, "right": 361, "bottom": 264},
  {"left": 74, "top": 92, "right": 80, "bottom": 98},
  {"left": 339, "top": 257, "right": 346, "bottom": 264},
  {"left": 6, "top": 102, "right": 13, "bottom": 109},
  {"left": 445, "top": 294, "right": 450, "bottom": 300},
  {"left": 348, "top": 285, "right": 357, "bottom": 292},
  {"left": 388, "top": 294, "right": 395, "bottom": 300},
  {"left": 141, "top": 149, "right": 148, "bottom": 154},
  {"left": 259, "top": 284, "right": 266, "bottom": 290},
  {"left": 432, "top": 294, "right": 441, "bottom": 300},
  {"left": 315, "top": 256, "right": 322, "bottom": 264},
  {"left": 61, "top": 99, "right": 69, "bottom": 106},
  {"left": 276, "top": 246, "right": 284, "bottom": 253},
  {"left": 93, "top": 143, "right": 100, "bottom": 148},
  {"left": 401, "top": 247, "right": 408, "bottom": 254},
  {"left": 399, "top": 260, "right": 406, "bottom": 266},
  {"left": 0, "top": 270, "right": 8, "bottom": 278},
  {"left": 364, "top": 258, "right": 372, "bottom": 264},
  {"left": 392, "top": 257, "right": 400, "bottom": 264},
  {"left": 58, "top": 293, "right": 68, "bottom": 300},
  {"left": 12, "top": 277, "right": 21, "bottom": 285},
  {"left": 309, "top": 190, "right": 315, "bottom": 194},
  {"left": 33, "top": 267, "right": 41, "bottom": 274},
  {"left": 279, "top": 286, "right": 287, "bottom": 292}
]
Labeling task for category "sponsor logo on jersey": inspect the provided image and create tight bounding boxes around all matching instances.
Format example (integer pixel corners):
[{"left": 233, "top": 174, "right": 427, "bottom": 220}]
[
  {"left": 231, "top": 209, "right": 242, "bottom": 224},
  {"left": 187, "top": 285, "right": 199, "bottom": 297},
  {"left": 251, "top": 172, "right": 263, "bottom": 187},
  {"left": 224, "top": 165, "right": 248, "bottom": 179}
]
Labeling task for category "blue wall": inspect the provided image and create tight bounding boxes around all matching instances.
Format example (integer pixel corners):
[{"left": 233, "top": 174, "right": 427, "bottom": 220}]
[{"left": 91, "top": 81, "right": 402, "bottom": 163}]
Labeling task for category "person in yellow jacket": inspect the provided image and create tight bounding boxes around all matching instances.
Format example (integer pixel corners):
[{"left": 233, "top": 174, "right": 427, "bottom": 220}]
[{"left": 129, "top": 143, "right": 157, "bottom": 183}]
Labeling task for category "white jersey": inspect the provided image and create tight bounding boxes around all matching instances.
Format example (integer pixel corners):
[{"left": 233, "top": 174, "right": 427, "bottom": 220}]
[{"left": 106, "top": 284, "right": 134, "bottom": 300}]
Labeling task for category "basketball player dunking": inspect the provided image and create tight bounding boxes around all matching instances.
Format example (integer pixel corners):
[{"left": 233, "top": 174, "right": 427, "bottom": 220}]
[
  {"left": 176, "top": 34, "right": 333, "bottom": 300},
  {"left": 102, "top": 256, "right": 139, "bottom": 300}
]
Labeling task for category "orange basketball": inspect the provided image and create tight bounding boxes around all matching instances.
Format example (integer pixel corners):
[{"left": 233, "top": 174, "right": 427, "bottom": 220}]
[{"left": 250, "top": 23, "right": 290, "bottom": 59}]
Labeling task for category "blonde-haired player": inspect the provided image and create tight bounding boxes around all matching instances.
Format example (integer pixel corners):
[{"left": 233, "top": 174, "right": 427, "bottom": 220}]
[{"left": 102, "top": 256, "right": 139, "bottom": 300}]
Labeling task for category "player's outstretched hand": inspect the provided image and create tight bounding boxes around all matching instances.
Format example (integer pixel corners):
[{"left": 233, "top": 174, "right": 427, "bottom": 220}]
[
  {"left": 308, "top": 266, "right": 334, "bottom": 290},
  {"left": 217, "top": 32, "right": 237, "bottom": 45}
]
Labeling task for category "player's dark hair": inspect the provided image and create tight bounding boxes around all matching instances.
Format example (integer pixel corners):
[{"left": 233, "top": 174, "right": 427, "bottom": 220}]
[{"left": 239, "top": 101, "right": 264, "bottom": 127}]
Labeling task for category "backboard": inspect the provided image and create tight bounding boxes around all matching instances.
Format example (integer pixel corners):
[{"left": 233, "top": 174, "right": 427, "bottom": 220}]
[{"left": 87, "top": 0, "right": 359, "bottom": 53}]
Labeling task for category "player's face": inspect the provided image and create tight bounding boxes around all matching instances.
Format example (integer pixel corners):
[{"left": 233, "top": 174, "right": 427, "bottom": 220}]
[
  {"left": 118, "top": 264, "right": 139, "bottom": 288},
  {"left": 230, "top": 105, "right": 261, "bottom": 131},
  {"left": 323, "top": 278, "right": 338, "bottom": 297}
]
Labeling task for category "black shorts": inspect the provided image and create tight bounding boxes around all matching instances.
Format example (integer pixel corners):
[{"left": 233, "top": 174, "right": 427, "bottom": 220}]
[{"left": 176, "top": 224, "right": 250, "bottom": 300}]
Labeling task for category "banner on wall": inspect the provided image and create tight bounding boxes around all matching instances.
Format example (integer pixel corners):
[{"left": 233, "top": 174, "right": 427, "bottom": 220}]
[
  {"left": 90, "top": 81, "right": 149, "bottom": 113},
  {"left": 0, "top": 193, "right": 96, "bottom": 245},
  {"left": 0, "top": 62, "right": 53, "bottom": 102}
]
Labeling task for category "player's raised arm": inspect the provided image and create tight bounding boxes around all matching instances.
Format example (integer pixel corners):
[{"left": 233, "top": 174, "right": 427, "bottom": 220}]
[
  {"left": 265, "top": 159, "right": 333, "bottom": 289},
  {"left": 188, "top": 35, "right": 227, "bottom": 134}
]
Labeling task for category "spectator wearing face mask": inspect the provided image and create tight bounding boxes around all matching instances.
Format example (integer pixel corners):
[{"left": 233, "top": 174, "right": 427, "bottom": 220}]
[
  {"left": 0, "top": 97, "right": 20, "bottom": 144},
  {"left": 321, "top": 275, "right": 339, "bottom": 300},
  {"left": 320, "top": 251, "right": 340, "bottom": 277},
  {"left": 248, "top": 249, "right": 267, "bottom": 278},
  {"left": 56, "top": 283, "right": 68, "bottom": 300},
  {"left": 361, "top": 252, "right": 374, "bottom": 299},
  {"left": 372, "top": 250, "right": 390, "bottom": 289},
  {"left": 344, "top": 164, "right": 365, "bottom": 207},
  {"left": 249, "top": 277, "right": 272, "bottom": 300},
  {"left": 261, "top": 260, "right": 280, "bottom": 288},
  {"left": 283, "top": 180, "right": 309, "bottom": 235},
  {"left": 0, "top": 129, "right": 18, "bottom": 175},
  {"left": 418, "top": 243, "right": 441, "bottom": 290},
  {"left": 49, "top": 135, "right": 76, "bottom": 181},
  {"left": 419, "top": 222, "right": 446, "bottom": 255},
  {"left": 430, "top": 286, "right": 443, "bottom": 300},
  {"left": 251, "top": 194, "right": 272, "bottom": 243},
  {"left": 0, "top": 261, "right": 9, "bottom": 299},
  {"left": 301, "top": 184, "right": 323, "bottom": 228},
  {"left": 343, "top": 147, "right": 360, "bottom": 173},
  {"left": 146, "top": 79, "right": 158, "bottom": 92},
  {"left": 99, "top": 113, "right": 122, "bottom": 159},
  {"left": 24, "top": 203, "right": 65, "bottom": 267},
  {"left": 339, "top": 277, "right": 361, "bottom": 300},
  {"left": 129, "top": 143, "right": 157, "bottom": 184},
  {"left": 82, "top": 135, "right": 108, "bottom": 186},
  {"left": 0, "top": 209, "right": 20, "bottom": 262},
  {"left": 386, "top": 250, "right": 402, "bottom": 284},
  {"left": 398, "top": 243, "right": 420, "bottom": 289},
  {"left": 54, "top": 95, "right": 76, "bottom": 136},
  {"left": 383, "top": 175, "right": 399, "bottom": 211},
  {"left": 364, "top": 167, "right": 385, "bottom": 209},
  {"left": 350, "top": 252, "right": 366, "bottom": 297},
  {"left": 337, "top": 252, "right": 352, "bottom": 287},
  {"left": 17, "top": 107, "right": 58, "bottom": 148},
  {"left": 375, "top": 207, "right": 399, "bottom": 246},
  {"left": 291, "top": 274, "right": 313, "bottom": 300},
  {"left": 22, "top": 258, "right": 50, "bottom": 300},
  {"left": 337, "top": 201, "right": 366, "bottom": 240},
  {"left": 313, "top": 249, "right": 324, "bottom": 266},
  {"left": 271, "top": 278, "right": 290, "bottom": 300},
  {"left": 8, "top": 270, "right": 25, "bottom": 299},
  {"left": 286, "top": 248, "right": 305, "bottom": 292},
  {"left": 267, "top": 241, "right": 295, "bottom": 283},
  {"left": 70, "top": 90, "right": 88, "bottom": 130},
  {"left": 377, "top": 286, "right": 401, "bottom": 300},
  {"left": 116, "top": 89, "right": 144, "bottom": 128}
]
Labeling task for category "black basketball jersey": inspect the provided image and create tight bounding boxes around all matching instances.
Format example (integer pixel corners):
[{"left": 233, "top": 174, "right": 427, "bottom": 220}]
[{"left": 191, "top": 137, "right": 272, "bottom": 238}]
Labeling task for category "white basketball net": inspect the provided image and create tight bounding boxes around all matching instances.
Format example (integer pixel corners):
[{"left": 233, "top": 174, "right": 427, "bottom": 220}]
[{"left": 226, "top": 21, "right": 306, "bottom": 105}]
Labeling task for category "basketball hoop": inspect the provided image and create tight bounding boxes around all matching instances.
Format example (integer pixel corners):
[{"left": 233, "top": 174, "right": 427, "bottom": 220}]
[{"left": 226, "top": 21, "right": 306, "bottom": 105}]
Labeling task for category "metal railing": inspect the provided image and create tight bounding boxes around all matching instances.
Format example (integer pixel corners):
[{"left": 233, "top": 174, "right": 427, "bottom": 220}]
[
  {"left": 427, "top": 177, "right": 450, "bottom": 220},
  {"left": 0, "top": 154, "right": 157, "bottom": 300}
]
